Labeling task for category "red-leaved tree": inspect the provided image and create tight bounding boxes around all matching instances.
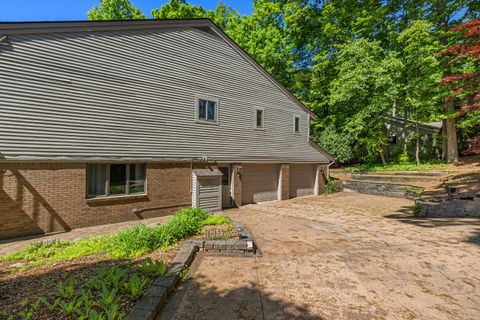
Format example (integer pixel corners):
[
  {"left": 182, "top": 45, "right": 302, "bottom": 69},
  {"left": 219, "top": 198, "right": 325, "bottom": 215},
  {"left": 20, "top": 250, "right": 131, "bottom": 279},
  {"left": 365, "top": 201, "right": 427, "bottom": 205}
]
[
  {"left": 439, "top": 19, "right": 480, "bottom": 114},
  {"left": 437, "top": 19, "right": 480, "bottom": 159}
]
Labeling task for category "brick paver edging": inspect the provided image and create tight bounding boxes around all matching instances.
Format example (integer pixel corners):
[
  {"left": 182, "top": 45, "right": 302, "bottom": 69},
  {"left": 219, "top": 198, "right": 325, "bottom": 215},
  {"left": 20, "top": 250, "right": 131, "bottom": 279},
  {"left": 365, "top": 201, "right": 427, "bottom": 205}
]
[
  {"left": 187, "top": 221, "right": 259, "bottom": 255},
  {"left": 125, "top": 221, "right": 259, "bottom": 320}
]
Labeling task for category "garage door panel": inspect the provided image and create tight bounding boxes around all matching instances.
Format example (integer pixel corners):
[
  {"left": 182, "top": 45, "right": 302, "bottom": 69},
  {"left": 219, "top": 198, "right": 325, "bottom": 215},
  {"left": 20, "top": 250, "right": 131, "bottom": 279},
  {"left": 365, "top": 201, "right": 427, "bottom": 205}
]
[
  {"left": 289, "top": 164, "right": 315, "bottom": 198},
  {"left": 242, "top": 164, "right": 279, "bottom": 204}
]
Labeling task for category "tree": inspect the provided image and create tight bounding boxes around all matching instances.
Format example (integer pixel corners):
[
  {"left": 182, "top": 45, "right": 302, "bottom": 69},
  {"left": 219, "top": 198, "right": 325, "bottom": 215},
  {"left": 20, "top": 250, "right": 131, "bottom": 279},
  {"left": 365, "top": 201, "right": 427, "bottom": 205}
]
[
  {"left": 151, "top": 0, "right": 206, "bottom": 19},
  {"left": 329, "top": 38, "right": 402, "bottom": 164},
  {"left": 88, "top": 0, "right": 146, "bottom": 20},
  {"left": 397, "top": 21, "right": 443, "bottom": 164},
  {"left": 438, "top": 19, "right": 480, "bottom": 162}
]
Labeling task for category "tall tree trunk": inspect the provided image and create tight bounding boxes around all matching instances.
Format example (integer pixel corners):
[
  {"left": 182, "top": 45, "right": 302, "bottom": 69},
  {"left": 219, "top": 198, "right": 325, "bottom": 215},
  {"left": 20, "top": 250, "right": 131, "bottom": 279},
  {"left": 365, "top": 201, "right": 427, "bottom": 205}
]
[
  {"left": 403, "top": 107, "right": 409, "bottom": 155},
  {"left": 379, "top": 150, "right": 387, "bottom": 165},
  {"left": 441, "top": 119, "right": 448, "bottom": 161},
  {"left": 445, "top": 105, "right": 459, "bottom": 163},
  {"left": 415, "top": 117, "right": 420, "bottom": 165}
]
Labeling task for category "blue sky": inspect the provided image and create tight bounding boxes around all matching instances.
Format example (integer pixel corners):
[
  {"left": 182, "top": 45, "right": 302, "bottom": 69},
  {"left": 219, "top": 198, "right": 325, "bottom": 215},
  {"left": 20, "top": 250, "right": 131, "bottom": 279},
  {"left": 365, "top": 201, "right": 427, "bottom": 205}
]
[{"left": 0, "top": 0, "right": 253, "bottom": 22}]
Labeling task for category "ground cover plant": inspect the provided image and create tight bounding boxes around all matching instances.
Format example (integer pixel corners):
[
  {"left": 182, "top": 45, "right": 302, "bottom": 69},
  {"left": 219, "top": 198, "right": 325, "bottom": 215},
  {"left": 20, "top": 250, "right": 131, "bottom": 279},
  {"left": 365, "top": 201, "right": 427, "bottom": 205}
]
[
  {"left": 343, "top": 161, "right": 449, "bottom": 173},
  {"left": 1, "top": 208, "right": 211, "bottom": 268},
  {"left": 0, "top": 209, "right": 234, "bottom": 319}
]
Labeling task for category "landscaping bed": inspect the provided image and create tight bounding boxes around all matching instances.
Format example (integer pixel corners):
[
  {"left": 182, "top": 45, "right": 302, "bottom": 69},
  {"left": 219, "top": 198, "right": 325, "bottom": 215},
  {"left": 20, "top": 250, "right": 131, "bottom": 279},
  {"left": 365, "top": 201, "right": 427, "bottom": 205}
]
[{"left": 0, "top": 209, "right": 235, "bottom": 319}]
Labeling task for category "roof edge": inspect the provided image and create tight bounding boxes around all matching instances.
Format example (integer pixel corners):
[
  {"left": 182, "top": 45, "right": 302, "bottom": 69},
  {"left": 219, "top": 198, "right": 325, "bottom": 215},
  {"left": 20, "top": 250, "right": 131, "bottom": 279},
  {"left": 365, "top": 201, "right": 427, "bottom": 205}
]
[
  {"left": 0, "top": 18, "right": 213, "bottom": 35},
  {"left": 308, "top": 139, "right": 335, "bottom": 162}
]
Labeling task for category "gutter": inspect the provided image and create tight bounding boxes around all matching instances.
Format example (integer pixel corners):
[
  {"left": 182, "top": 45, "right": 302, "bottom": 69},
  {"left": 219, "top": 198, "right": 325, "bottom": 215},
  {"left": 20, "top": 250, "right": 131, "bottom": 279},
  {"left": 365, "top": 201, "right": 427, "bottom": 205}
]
[{"left": 326, "top": 160, "right": 336, "bottom": 180}]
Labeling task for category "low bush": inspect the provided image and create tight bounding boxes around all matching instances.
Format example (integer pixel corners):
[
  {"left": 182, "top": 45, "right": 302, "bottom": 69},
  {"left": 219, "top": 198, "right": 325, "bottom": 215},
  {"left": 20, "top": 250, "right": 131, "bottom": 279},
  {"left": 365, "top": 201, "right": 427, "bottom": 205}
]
[
  {"left": 202, "top": 214, "right": 231, "bottom": 226},
  {"left": 325, "top": 178, "right": 343, "bottom": 194}
]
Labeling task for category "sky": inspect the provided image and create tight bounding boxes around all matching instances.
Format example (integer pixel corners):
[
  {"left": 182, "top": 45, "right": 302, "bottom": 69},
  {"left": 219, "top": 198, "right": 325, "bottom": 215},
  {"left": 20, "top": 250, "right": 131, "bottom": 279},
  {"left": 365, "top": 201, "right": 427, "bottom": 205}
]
[{"left": 0, "top": 0, "right": 253, "bottom": 22}]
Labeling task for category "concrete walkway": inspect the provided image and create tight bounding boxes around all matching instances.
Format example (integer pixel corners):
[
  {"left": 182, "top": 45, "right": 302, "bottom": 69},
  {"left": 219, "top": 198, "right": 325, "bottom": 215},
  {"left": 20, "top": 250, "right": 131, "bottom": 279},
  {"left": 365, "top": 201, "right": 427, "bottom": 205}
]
[
  {"left": 0, "top": 216, "right": 170, "bottom": 256},
  {"left": 160, "top": 191, "right": 480, "bottom": 320}
]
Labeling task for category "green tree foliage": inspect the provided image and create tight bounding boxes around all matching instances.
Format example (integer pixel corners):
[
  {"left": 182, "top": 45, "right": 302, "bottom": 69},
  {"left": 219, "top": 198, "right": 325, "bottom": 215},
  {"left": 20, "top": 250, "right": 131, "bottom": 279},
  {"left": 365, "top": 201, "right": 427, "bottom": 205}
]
[
  {"left": 329, "top": 38, "right": 402, "bottom": 163},
  {"left": 313, "top": 124, "right": 356, "bottom": 163},
  {"left": 397, "top": 20, "right": 443, "bottom": 164},
  {"left": 88, "top": 0, "right": 146, "bottom": 20}
]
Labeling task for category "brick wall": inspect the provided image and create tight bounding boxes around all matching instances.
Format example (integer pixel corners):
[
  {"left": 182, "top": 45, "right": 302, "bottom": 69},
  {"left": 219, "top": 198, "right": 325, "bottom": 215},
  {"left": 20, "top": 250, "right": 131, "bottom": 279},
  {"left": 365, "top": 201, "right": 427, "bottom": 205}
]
[{"left": 0, "top": 162, "right": 191, "bottom": 239}]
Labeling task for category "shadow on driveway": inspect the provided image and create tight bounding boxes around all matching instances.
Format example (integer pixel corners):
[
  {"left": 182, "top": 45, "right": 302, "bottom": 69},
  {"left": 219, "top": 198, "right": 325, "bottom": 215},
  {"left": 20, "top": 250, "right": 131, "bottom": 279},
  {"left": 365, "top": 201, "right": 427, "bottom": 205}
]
[
  {"left": 385, "top": 206, "right": 480, "bottom": 245},
  {"left": 159, "top": 255, "right": 324, "bottom": 320}
]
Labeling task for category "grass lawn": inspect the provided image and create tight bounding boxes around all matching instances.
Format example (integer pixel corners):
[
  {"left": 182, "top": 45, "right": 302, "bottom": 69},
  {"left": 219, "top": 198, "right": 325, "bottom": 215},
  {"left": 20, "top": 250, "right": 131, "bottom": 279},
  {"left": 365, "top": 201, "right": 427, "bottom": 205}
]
[
  {"left": 343, "top": 161, "right": 450, "bottom": 173},
  {"left": 0, "top": 209, "right": 235, "bottom": 320}
]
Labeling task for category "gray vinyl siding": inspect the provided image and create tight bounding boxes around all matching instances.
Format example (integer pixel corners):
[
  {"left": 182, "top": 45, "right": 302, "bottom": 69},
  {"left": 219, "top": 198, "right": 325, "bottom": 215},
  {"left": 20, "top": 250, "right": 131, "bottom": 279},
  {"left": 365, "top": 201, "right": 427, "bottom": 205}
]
[{"left": 0, "top": 26, "right": 330, "bottom": 163}]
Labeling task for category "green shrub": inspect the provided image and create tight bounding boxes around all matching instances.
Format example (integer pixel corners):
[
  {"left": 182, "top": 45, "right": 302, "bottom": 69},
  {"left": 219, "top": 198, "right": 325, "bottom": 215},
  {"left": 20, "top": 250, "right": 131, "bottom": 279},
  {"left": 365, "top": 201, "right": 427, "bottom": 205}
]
[
  {"left": 202, "top": 215, "right": 231, "bottom": 226},
  {"left": 108, "top": 225, "right": 162, "bottom": 258},
  {"left": 314, "top": 124, "right": 356, "bottom": 163},
  {"left": 325, "top": 179, "right": 343, "bottom": 194},
  {"left": 395, "top": 152, "right": 410, "bottom": 164}
]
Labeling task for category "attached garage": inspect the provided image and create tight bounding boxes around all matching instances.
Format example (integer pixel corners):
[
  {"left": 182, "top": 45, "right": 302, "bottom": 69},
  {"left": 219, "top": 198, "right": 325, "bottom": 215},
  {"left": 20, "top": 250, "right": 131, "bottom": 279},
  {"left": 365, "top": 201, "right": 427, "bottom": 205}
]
[
  {"left": 242, "top": 164, "right": 279, "bottom": 204},
  {"left": 289, "top": 164, "right": 316, "bottom": 198}
]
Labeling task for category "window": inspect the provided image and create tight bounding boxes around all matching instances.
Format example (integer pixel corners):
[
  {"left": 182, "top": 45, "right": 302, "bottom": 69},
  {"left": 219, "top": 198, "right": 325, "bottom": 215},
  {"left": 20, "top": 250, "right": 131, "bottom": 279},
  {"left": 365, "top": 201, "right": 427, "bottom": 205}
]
[
  {"left": 388, "top": 135, "right": 397, "bottom": 145},
  {"left": 294, "top": 116, "right": 300, "bottom": 133},
  {"left": 87, "top": 163, "right": 146, "bottom": 198},
  {"left": 254, "top": 107, "right": 264, "bottom": 129},
  {"left": 196, "top": 97, "right": 218, "bottom": 123}
]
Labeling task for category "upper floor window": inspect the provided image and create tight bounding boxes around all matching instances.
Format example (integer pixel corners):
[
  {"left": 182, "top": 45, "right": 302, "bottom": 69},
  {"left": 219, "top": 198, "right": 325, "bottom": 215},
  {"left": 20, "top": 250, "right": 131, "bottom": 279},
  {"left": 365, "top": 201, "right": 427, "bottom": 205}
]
[
  {"left": 196, "top": 97, "right": 218, "bottom": 124},
  {"left": 294, "top": 116, "right": 300, "bottom": 133},
  {"left": 87, "top": 163, "right": 146, "bottom": 198},
  {"left": 254, "top": 107, "right": 264, "bottom": 129}
]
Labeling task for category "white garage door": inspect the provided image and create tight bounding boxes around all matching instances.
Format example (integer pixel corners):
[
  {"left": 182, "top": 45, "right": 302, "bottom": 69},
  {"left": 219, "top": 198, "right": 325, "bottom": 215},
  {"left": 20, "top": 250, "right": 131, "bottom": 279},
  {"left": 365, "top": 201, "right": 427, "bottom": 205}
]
[
  {"left": 242, "top": 164, "right": 279, "bottom": 204},
  {"left": 289, "top": 164, "right": 316, "bottom": 198}
]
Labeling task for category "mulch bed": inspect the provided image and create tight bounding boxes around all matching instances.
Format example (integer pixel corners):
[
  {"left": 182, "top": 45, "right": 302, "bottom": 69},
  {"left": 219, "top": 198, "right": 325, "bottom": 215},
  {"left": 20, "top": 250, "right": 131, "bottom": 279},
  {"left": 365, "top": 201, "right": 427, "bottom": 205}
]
[{"left": 0, "top": 247, "right": 179, "bottom": 319}]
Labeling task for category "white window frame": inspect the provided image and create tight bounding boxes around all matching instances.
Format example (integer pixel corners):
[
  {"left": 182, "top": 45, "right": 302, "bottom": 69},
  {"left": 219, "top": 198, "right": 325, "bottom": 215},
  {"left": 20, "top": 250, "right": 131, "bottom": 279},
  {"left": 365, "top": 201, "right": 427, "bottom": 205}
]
[
  {"left": 86, "top": 163, "right": 147, "bottom": 199},
  {"left": 293, "top": 115, "right": 301, "bottom": 133},
  {"left": 254, "top": 106, "right": 265, "bottom": 130},
  {"left": 195, "top": 95, "right": 219, "bottom": 125}
]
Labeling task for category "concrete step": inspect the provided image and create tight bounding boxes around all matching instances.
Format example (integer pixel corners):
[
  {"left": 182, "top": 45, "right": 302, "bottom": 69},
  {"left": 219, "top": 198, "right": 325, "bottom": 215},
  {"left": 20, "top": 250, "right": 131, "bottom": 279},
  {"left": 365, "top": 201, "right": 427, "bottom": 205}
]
[{"left": 343, "top": 180, "right": 422, "bottom": 199}]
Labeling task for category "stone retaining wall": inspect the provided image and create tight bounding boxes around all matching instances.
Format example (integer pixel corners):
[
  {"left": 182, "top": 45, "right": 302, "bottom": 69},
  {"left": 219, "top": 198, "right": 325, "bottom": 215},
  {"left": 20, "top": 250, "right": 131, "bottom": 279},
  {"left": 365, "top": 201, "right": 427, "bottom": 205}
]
[
  {"left": 344, "top": 180, "right": 419, "bottom": 199},
  {"left": 418, "top": 197, "right": 480, "bottom": 217}
]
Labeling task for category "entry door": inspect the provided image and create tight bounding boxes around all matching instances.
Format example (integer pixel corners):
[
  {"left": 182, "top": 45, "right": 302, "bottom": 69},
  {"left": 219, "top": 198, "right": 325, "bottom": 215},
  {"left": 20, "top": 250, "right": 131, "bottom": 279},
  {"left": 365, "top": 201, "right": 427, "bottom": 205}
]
[{"left": 219, "top": 166, "right": 232, "bottom": 207}]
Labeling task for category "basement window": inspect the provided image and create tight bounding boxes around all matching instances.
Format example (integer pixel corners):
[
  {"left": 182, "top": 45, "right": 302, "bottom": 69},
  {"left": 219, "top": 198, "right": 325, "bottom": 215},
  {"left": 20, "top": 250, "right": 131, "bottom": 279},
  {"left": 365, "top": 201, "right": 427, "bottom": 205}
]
[
  {"left": 87, "top": 163, "right": 146, "bottom": 198},
  {"left": 196, "top": 97, "right": 218, "bottom": 124}
]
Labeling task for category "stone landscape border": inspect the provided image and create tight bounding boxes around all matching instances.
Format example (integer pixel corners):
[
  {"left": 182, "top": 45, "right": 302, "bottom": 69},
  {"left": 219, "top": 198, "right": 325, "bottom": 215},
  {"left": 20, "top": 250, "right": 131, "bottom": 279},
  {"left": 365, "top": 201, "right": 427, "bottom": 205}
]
[
  {"left": 125, "top": 221, "right": 258, "bottom": 320},
  {"left": 418, "top": 196, "right": 480, "bottom": 217}
]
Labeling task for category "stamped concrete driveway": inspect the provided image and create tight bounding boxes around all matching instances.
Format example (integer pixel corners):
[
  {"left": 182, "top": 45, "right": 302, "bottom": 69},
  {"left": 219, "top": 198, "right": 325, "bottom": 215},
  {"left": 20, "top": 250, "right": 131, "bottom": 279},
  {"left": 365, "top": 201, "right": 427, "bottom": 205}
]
[{"left": 160, "top": 191, "right": 480, "bottom": 320}]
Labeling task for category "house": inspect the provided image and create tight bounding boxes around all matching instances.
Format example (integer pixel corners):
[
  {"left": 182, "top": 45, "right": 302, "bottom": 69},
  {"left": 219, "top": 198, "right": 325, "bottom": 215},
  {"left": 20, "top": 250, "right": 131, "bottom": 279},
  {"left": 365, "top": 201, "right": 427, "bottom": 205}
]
[
  {"left": 0, "top": 19, "right": 334, "bottom": 239},
  {"left": 386, "top": 115, "right": 442, "bottom": 161}
]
